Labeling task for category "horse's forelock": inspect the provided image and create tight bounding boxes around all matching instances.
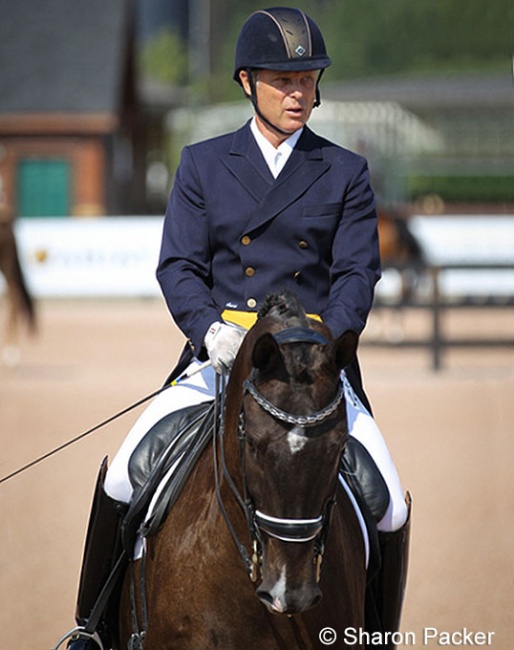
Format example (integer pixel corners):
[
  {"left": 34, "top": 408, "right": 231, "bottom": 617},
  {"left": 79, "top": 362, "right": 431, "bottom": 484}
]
[{"left": 258, "top": 291, "right": 308, "bottom": 326}]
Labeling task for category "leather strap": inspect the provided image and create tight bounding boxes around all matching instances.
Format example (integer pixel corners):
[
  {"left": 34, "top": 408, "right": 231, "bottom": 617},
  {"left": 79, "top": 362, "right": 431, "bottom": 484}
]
[{"left": 273, "top": 326, "right": 328, "bottom": 345}]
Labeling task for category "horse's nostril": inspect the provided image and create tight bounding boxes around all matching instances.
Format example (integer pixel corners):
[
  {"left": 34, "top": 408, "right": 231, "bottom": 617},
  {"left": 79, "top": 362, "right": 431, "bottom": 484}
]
[
  {"left": 256, "top": 586, "right": 322, "bottom": 614},
  {"left": 256, "top": 589, "right": 284, "bottom": 613},
  {"left": 311, "top": 591, "right": 322, "bottom": 608}
]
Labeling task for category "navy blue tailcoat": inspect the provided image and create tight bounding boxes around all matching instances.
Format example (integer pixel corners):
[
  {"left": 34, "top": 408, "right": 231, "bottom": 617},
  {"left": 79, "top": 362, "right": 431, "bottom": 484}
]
[{"left": 157, "top": 121, "right": 381, "bottom": 407}]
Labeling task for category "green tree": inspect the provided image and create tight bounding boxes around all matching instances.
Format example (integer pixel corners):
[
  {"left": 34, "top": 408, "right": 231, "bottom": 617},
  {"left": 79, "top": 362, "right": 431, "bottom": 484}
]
[
  {"left": 139, "top": 27, "right": 188, "bottom": 85},
  {"left": 144, "top": 1, "right": 512, "bottom": 100},
  {"left": 320, "top": 0, "right": 512, "bottom": 79},
  {"left": 209, "top": 0, "right": 512, "bottom": 90}
]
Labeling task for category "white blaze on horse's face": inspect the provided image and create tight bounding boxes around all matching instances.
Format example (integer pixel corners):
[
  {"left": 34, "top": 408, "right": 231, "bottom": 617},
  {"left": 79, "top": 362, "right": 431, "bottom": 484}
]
[
  {"left": 287, "top": 426, "right": 309, "bottom": 453},
  {"left": 268, "top": 566, "right": 287, "bottom": 614}
]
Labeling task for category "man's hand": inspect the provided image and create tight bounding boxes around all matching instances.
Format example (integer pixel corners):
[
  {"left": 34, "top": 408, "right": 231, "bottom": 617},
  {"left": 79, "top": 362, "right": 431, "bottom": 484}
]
[{"left": 204, "top": 321, "right": 247, "bottom": 373}]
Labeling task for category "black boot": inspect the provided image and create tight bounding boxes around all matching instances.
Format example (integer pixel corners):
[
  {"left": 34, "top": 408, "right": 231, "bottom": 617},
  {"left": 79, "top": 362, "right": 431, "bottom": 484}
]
[
  {"left": 374, "top": 493, "right": 412, "bottom": 649},
  {"left": 67, "top": 457, "right": 128, "bottom": 650}
]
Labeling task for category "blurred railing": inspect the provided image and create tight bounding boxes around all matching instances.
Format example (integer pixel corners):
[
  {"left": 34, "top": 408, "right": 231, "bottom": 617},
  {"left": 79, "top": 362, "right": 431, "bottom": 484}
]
[{"left": 365, "top": 262, "right": 514, "bottom": 371}]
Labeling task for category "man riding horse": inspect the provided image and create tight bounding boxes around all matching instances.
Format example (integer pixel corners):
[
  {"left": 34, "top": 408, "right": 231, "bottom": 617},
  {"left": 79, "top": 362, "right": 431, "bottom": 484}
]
[{"left": 64, "top": 7, "right": 410, "bottom": 649}]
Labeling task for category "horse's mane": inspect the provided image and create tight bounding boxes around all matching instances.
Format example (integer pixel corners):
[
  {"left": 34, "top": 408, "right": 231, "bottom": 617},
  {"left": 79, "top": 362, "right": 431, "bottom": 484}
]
[{"left": 257, "top": 291, "right": 308, "bottom": 326}]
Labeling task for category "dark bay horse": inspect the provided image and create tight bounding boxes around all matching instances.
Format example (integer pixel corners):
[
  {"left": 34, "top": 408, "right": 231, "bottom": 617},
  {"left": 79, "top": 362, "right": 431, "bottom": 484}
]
[
  {"left": 374, "top": 208, "right": 427, "bottom": 341},
  {"left": 119, "top": 293, "right": 367, "bottom": 649},
  {"left": 377, "top": 207, "right": 426, "bottom": 304},
  {"left": 0, "top": 217, "right": 36, "bottom": 365}
]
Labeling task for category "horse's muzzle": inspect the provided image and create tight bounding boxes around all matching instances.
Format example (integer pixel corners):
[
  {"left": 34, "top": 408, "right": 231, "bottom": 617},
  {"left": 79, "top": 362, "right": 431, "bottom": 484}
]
[{"left": 257, "top": 582, "right": 322, "bottom": 614}]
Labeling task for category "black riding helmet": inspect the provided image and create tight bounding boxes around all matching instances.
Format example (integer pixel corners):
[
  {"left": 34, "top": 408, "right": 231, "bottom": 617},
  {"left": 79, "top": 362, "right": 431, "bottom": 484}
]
[{"left": 234, "top": 7, "right": 332, "bottom": 135}]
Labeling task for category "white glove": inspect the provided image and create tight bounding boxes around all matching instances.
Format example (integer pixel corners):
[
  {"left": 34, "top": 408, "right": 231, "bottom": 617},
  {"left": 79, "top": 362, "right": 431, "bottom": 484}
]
[{"left": 204, "top": 321, "right": 247, "bottom": 373}]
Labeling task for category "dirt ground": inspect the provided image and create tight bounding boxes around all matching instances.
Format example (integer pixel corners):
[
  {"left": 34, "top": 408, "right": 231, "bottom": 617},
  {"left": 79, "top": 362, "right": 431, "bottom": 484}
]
[{"left": 1, "top": 299, "right": 513, "bottom": 650}]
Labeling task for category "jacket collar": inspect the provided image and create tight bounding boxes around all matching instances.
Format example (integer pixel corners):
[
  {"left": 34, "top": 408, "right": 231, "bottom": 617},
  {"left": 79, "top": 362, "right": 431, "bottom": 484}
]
[{"left": 222, "top": 122, "right": 331, "bottom": 233}]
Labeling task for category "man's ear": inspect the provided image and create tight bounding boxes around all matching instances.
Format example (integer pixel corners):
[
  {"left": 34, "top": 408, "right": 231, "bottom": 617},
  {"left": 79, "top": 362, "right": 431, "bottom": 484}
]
[{"left": 239, "top": 69, "right": 251, "bottom": 97}]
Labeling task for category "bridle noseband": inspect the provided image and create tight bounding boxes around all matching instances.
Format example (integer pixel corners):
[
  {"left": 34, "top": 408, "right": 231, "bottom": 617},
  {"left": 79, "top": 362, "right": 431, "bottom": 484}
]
[
  {"left": 214, "top": 325, "right": 343, "bottom": 582},
  {"left": 254, "top": 510, "right": 324, "bottom": 543}
]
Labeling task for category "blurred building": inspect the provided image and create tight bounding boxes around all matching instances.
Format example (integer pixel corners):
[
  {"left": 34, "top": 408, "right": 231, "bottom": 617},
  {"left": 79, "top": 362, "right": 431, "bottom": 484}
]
[
  {"left": 0, "top": 0, "right": 150, "bottom": 218},
  {"left": 323, "top": 72, "right": 514, "bottom": 211},
  {"left": 166, "top": 70, "right": 513, "bottom": 212}
]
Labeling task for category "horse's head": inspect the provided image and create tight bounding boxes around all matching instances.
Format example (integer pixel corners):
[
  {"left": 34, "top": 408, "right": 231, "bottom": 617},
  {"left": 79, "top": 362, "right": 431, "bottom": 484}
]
[{"left": 231, "top": 293, "right": 358, "bottom": 615}]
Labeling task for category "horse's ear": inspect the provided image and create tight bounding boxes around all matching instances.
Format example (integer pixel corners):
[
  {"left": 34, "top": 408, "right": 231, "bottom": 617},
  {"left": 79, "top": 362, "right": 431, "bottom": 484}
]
[
  {"left": 332, "top": 329, "right": 359, "bottom": 371},
  {"left": 252, "top": 332, "right": 283, "bottom": 374}
]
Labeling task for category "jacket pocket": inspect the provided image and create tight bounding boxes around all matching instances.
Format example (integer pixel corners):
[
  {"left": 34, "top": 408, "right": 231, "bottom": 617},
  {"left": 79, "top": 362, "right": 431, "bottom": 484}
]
[{"left": 302, "top": 202, "right": 341, "bottom": 218}]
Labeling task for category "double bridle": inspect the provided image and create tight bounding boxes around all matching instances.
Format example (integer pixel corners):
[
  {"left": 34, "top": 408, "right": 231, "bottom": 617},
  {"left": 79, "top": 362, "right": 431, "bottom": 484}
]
[{"left": 214, "top": 325, "right": 344, "bottom": 582}]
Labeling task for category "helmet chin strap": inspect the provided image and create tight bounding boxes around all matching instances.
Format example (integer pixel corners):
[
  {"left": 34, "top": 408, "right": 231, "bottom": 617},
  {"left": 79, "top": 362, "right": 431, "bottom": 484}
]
[
  {"left": 247, "top": 71, "right": 291, "bottom": 138},
  {"left": 246, "top": 69, "right": 324, "bottom": 140}
]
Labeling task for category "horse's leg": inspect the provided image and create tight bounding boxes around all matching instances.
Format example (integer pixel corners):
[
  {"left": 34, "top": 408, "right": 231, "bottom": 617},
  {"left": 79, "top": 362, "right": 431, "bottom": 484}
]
[
  {"left": 1, "top": 224, "right": 36, "bottom": 366},
  {"left": 387, "top": 305, "right": 406, "bottom": 343},
  {"left": 0, "top": 228, "right": 20, "bottom": 365},
  {"left": 2, "top": 285, "right": 21, "bottom": 366},
  {"left": 366, "top": 306, "right": 404, "bottom": 344},
  {"left": 385, "top": 266, "right": 425, "bottom": 343}
]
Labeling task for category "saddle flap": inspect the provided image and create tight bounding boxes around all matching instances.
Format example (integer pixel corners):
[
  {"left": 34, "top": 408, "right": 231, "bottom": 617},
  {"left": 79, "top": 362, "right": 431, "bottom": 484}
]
[
  {"left": 340, "top": 436, "right": 390, "bottom": 523},
  {"left": 128, "top": 401, "right": 212, "bottom": 492},
  {"left": 122, "top": 401, "right": 215, "bottom": 553},
  {"left": 339, "top": 437, "right": 390, "bottom": 584}
]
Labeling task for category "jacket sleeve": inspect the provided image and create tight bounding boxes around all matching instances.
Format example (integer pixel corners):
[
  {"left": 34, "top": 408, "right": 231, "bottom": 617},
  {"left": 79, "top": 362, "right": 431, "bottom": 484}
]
[
  {"left": 156, "top": 146, "right": 222, "bottom": 355},
  {"left": 320, "top": 156, "right": 381, "bottom": 338}
]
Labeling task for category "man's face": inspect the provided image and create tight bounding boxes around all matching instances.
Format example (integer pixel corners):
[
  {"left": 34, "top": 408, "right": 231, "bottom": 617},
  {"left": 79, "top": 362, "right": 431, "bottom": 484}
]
[{"left": 240, "top": 68, "right": 319, "bottom": 145}]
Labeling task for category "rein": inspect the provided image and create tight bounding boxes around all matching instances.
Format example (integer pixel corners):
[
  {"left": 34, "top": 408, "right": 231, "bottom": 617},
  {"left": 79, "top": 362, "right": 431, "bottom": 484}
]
[
  {"left": 213, "top": 371, "right": 257, "bottom": 578},
  {"left": 0, "top": 360, "right": 212, "bottom": 486}
]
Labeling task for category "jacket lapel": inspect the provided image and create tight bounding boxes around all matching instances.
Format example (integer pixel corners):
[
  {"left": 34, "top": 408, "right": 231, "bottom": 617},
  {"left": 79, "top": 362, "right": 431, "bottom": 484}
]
[
  {"left": 220, "top": 122, "right": 274, "bottom": 202},
  {"left": 220, "top": 123, "right": 332, "bottom": 233},
  {"left": 246, "top": 129, "right": 330, "bottom": 232}
]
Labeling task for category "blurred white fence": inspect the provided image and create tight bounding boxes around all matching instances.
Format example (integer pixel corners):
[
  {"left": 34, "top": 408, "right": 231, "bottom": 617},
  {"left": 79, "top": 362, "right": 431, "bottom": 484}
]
[
  {"left": 370, "top": 214, "right": 514, "bottom": 369},
  {"left": 376, "top": 215, "right": 514, "bottom": 302},
  {"left": 4, "top": 217, "right": 163, "bottom": 298},
  {"left": 2, "top": 215, "right": 513, "bottom": 303}
]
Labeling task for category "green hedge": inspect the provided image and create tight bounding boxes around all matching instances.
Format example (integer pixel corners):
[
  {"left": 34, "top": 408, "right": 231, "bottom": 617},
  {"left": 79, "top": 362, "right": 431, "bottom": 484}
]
[{"left": 407, "top": 175, "right": 514, "bottom": 203}]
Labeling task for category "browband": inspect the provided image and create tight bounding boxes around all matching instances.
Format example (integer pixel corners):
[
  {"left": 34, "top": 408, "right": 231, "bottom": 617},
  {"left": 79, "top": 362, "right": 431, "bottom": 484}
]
[{"left": 273, "top": 326, "right": 328, "bottom": 346}]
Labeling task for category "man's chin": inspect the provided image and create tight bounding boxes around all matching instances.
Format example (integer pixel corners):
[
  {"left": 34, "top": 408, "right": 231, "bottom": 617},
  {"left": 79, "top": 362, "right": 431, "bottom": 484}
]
[{"left": 281, "top": 120, "right": 305, "bottom": 134}]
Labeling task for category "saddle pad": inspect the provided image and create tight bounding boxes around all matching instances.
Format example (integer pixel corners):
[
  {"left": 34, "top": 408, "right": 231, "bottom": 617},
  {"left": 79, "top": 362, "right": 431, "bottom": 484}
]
[
  {"left": 134, "top": 458, "right": 185, "bottom": 559},
  {"left": 338, "top": 474, "right": 370, "bottom": 568},
  {"left": 122, "top": 400, "right": 216, "bottom": 557}
]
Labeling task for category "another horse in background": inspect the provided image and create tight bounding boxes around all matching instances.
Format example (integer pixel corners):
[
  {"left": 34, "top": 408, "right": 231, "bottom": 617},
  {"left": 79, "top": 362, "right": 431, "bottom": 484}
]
[
  {"left": 0, "top": 217, "right": 36, "bottom": 365},
  {"left": 373, "top": 207, "right": 427, "bottom": 341},
  {"left": 119, "top": 292, "right": 367, "bottom": 649},
  {"left": 378, "top": 207, "right": 426, "bottom": 299}
]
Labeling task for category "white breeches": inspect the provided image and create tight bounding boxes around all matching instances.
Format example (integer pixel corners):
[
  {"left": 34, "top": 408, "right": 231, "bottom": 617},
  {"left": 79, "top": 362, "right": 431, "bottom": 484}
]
[{"left": 104, "top": 360, "right": 408, "bottom": 532}]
